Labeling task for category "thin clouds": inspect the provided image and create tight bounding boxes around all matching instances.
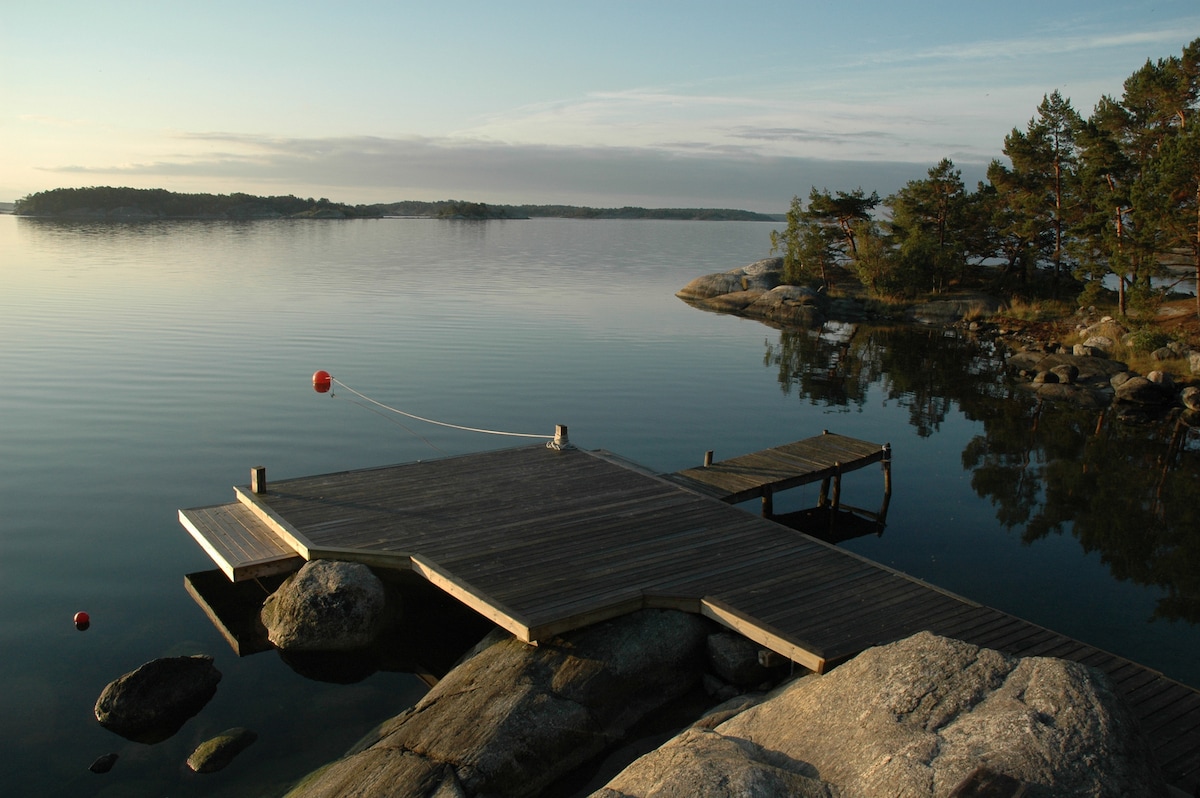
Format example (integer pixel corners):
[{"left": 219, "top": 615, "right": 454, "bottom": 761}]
[{"left": 35, "top": 132, "right": 969, "bottom": 212}]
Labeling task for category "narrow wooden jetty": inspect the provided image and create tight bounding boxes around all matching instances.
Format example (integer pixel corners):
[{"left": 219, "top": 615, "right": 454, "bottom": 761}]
[
  {"left": 180, "top": 434, "right": 1200, "bottom": 792},
  {"left": 668, "top": 430, "right": 891, "bottom": 518}
]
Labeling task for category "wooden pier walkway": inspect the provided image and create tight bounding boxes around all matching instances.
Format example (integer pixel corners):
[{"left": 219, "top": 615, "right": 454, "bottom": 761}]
[{"left": 180, "top": 436, "right": 1200, "bottom": 792}]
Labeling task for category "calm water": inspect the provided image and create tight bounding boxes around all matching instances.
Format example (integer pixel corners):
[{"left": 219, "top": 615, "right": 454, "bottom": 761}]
[{"left": 2, "top": 215, "right": 1197, "bottom": 796}]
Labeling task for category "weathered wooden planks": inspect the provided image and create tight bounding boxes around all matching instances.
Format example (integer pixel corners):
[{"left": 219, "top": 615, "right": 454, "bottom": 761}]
[
  {"left": 178, "top": 503, "right": 303, "bottom": 581},
  {"left": 668, "top": 431, "right": 890, "bottom": 512}
]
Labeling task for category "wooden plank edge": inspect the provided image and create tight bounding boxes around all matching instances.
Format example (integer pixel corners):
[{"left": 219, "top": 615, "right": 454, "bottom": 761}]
[
  {"left": 179, "top": 509, "right": 239, "bottom": 582},
  {"left": 701, "top": 596, "right": 827, "bottom": 674},
  {"left": 178, "top": 506, "right": 310, "bottom": 581},
  {"left": 410, "top": 554, "right": 535, "bottom": 643},
  {"left": 526, "top": 595, "right": 649, "bottom": 641},
  {"left": 234, "top": 485, "right": 319, "bottom": 560}
]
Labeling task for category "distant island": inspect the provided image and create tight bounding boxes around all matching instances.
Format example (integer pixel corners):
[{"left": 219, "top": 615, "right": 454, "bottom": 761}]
[{"left": 11, "top": 187, "right": 781, "bottom": 222}]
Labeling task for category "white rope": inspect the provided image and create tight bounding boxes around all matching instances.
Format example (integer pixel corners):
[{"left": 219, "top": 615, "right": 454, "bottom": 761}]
[{"left": 331, "top": 378, "right": 555, "bottom": 440}]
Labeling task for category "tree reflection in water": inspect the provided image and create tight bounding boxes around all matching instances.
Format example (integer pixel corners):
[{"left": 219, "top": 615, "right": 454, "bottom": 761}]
[{"left": 764, "top": 324, "right": 1200, "bottom": 623}]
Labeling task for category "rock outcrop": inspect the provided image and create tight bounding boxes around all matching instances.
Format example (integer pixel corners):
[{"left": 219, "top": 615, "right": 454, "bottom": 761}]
[
  {"left": 1007, "top": 351, "right": 1129, "bottom": 408},
  {"left": 93, "top": 654, "right": 222, "bottom": 744},
  {"left": 285, "top": 609, "right": 713, "bottom": 798},
  {"left": 593, "top": 631, "right": 1166, "bottom": 798},
  {"left": 676, "top": 258, "right": 828, "bottom": 327}
]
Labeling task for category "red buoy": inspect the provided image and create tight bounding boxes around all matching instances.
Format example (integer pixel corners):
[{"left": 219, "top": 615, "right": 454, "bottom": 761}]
[
  {"left": 313, "top": 370, "right": 332, "bottom": 393},
  {"left": 74, "top": 611, "right": 90, "bottom": 631}
]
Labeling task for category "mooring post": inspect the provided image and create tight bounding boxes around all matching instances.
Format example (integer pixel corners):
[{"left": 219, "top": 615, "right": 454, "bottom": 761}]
[
  {"left": 251, "top": 466, "right": 267, "bottom": 495},
  {"left": 818, "top": 477, "right": 830, "bottom": 508},
  {"left": 762, "top": 488, "right": 774, "bottom": 518},
  {"left": 548, "top": 424, "right": 575, "bottom": 450},
  {"left": 704, "top": 450, "right": 714, "bottom": 467}
]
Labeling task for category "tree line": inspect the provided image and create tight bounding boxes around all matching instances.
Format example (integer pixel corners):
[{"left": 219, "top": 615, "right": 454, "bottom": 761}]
[
  {"left": 13, "top": 187, "right": 382, "bottom": 219},
  {"left": 771, "top": 38, "right": 1200, "bottom": 318}
]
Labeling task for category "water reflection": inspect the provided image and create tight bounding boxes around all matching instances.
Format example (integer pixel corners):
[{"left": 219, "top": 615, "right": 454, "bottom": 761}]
[{"left": 765, "top": 323, "right": 1200, "bottom": 624}]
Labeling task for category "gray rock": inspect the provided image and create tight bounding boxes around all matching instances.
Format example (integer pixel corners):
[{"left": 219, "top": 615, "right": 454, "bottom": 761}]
[
  {"left": 676, "top": 258, "right": 783, "bottom": 301},
  {"left": 675, "top": 273, "right": 746, "bottom": 301},
  {"left": 1008, "top": 352, "right": 1126, "bottom": 385},
  {"left": 1050, "top": 364, "right": 1079, "bottom": 384},
  {"left": 261, "top": 560, "right": 389, "bottom": 652},
  {"left": 1151, "top": 346, "right": 1175, "bottom": 361},
  {"left": 1146, "top": 370, "right": 1174, "bottom": 389},
  {"left": 1033, "top": 370, "right": 1059, "bottom": 384},
  {"left": 706, "top": 632, "right": 775, "bottom": 689},
  {"left": 187, "top": 727, "right": 258, "bottom": 773},
  {"left": 1116, "top": 376, "right": 1172, "bottom": 405},
  {"left": 1082, "top": 335, "right": 1115, "bottom": 354},
  {"left": 1034, "top": 383, "right": 1109, "bottom": 408},
  {"left": 1182, "top": 386, "right": 1200, "bottom": 411},
  {"left": 596, "top": 632, "right": 1165, "bottom": 798},
  {"left": 1190, "top": 351, "right": 1200, "bottom": 375},
  {"left": 591, "top": 726, "right": 837, "bottom": 798},
  {"left": 743, "top": 288, "right": 825, "bottom": 326},
  {"left": 94, "top": 655, "right": 221, "bottom": 744},
  {"left": 285, "top": 609, "right": 712, "bottom": 798}
]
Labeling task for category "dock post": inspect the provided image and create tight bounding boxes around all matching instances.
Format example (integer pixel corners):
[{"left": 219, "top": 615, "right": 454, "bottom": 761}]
[
  {"left": 251, "top": 466, "right": 267, "bottom": 495},
  {"left": 704, "top": 450, "right": 713, "bottom": 467},
  {"left": 548, "top": 424, "right": 575, "bottom": 450},
  {"left": 879, "top": 444, "right": 892, "bottom": 521},
  {"left": 830, "top": 463, "right": 842, "bottom": 512},
  {"left": 818, "top": 477, "right": 830, "bottom": 507},
  {"left": 762, "top": 488, "right": 774, "bottom": 518}
]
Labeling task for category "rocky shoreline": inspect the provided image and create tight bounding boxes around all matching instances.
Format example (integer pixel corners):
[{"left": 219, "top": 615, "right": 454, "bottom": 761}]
[
  {"left": 92, "top": 557, "right": 1176, "bottom": 795},
  {"left": 279, "top": 605, "right": 1166, "bottom": 797},
  {"left": 678, "top": 257, "right": 1200, "bottom": 419}
]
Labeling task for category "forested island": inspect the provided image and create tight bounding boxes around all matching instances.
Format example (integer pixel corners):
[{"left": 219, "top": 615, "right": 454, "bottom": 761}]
[{"left": 10, "top": 189, "right": 777, "bottom": 222}]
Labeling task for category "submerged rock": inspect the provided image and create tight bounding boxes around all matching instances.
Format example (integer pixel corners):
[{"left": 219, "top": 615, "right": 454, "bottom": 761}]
[
  {"left": 94, "top": 654, "right": 221, "bottom": 744},
  {"left": 88, "top": 753, "right": 118, "bottom": 774},
  {"left": 187, "top": 727, "right": 258, "bottom": 773},
  {"left": 594, "top": 631, "right": 1166, "bottom": 798}
]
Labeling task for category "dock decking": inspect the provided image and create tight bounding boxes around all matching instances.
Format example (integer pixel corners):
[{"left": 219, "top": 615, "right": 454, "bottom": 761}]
[
  {"left": 668, "top": 431, "right": 890, "bottom": 517},
  {"left": 180, "top": 436, "right": 1200, "bottom": 792}
]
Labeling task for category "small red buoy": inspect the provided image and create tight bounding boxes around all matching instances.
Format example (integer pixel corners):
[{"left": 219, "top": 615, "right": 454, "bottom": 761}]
[
  {"left": 312, "top": 370, "right": 332, "bottom": 393},
  {"left": 74, "top": 611, "right": 90, "bottom": 631}
]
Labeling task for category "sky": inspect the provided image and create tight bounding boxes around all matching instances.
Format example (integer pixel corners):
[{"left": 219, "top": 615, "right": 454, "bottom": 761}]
[{"left": 1, "top": 1, "right": 1197, "bottom": 213}]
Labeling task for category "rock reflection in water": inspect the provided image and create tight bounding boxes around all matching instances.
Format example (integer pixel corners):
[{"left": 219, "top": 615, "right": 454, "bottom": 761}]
[{"left": 765, "top": 323, "right": 1200, "bottom": 624}]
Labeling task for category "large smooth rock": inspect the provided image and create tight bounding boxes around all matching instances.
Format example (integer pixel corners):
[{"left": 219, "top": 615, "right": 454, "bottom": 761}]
[
  {"left": 285, "top": 609, "right": 713, "bottom": 798},
  {"left": 261, "top": 559, "right": 389, "bottom": 651},
  {"left": 592, "top": 726, "right": 837, "bottom": 798},
  {"left": 593, "top": 632, "right": 1165, "bottom": 798},
  {"left": 94, "top": 655, "right": 221, "bottom": 744}
]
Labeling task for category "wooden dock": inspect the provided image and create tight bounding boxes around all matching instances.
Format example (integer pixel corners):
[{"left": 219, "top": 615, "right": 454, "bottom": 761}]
[
  {"left": 668, "top": 430, "right": 891, "bottom": 517},
  {"left": 180, "top": 435, "right": 1200, "bottom": 792}
]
